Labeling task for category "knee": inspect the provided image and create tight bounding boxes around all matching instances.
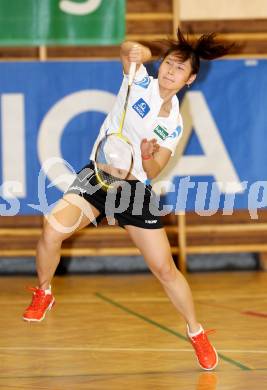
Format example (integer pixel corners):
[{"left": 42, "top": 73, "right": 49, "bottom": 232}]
[
  {"left": 151, "top": 260, "right": 177, "bottom": 284},
  {"left": 40, "top": 222, "right": 68, "bottom": 246}
]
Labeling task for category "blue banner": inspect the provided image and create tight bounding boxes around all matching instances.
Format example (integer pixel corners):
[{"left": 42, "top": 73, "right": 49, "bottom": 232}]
[{"left": 0, "top": 60, "right": 266, "bottom": 216}]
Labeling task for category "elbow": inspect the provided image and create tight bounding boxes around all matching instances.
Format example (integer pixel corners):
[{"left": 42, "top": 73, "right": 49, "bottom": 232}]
[
  {"left": 146, "top": 173, "right": 154, "bottom": 180},
  {"left": 143, "top": 169, "right": 155, "bottom": 180},
  {"left": 143, "top": 161, "right": 162, "bottom": 180},
  {"left": 146, "top": 168, "right": 161, "bottom": 180}
]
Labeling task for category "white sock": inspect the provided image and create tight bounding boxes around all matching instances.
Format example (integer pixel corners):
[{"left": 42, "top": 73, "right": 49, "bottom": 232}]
[
  {"left": 45, "top": 285, "right": 52, "bottom": 295},
  {"left": 187, "top": 324, "right": 203, "bottom": 337},
  {"left": 38, "top": 285, "right": 51, "bottom": 295}
]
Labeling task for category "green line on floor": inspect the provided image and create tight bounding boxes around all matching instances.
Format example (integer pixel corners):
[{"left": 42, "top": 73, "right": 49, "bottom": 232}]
[{"left": 95, "top": 292, "right": 251, "bottom": 371}]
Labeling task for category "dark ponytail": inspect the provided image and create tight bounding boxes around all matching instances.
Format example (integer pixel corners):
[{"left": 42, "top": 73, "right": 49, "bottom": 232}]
[{"left": 159, "top": 28, "right": 236, "bottom": 74}]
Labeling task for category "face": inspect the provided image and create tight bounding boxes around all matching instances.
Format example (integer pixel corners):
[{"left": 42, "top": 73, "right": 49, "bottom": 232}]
[{"left": 158, "top": 53, "right": 196, "bottom": 92}]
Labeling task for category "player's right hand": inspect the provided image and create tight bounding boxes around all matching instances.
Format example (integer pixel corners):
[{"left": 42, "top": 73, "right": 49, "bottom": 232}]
[{"left": 128, "top": 44, "right": 143, "bottom": 64}]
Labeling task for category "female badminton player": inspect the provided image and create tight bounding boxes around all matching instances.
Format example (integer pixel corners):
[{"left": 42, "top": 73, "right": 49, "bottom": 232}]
[{"left": 23, "top": 29, "right": 235, "bottom": 371}]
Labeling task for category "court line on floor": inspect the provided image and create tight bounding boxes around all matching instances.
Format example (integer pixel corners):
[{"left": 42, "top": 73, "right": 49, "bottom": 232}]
[
  {"left": 2, "top": 295, "right": 267, "bottom": 305},
  {"left": 95, "top": 292, "right": 251, "bottom": 371},
  {"left": 1, "top": 368, "right": 267, "bottom": 381},
  {"left": 242, "top": 310, "right": 267, "bottom": 318},
  {"left": 0, "top": 347, "right": 266, "bottom": 354},
  {"left": 198, "top": 302, "right": 267, "bottom": 319}
]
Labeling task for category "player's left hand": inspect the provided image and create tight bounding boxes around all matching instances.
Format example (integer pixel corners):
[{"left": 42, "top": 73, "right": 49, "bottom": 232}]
[{"left": 140, "top": 138, "right": 160, "bottom": 158}]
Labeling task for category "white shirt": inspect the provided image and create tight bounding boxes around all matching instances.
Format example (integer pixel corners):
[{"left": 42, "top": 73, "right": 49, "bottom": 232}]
[{"left": 90, "top": 64, "right": 183, "bottom": 182}]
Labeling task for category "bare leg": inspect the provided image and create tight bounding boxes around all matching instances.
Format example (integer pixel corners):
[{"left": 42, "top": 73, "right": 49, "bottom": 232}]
[
  {"left": 125, "top": 226, "right": 200, "bottom": 333},
  {"left": 37, "top": 194, "right": 100, "bottom": 290}
]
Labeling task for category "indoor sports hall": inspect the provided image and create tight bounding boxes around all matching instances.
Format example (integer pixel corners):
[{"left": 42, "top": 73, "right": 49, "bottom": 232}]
[{"left": 0, "top": 1, "right": 267, "bottom": 389}]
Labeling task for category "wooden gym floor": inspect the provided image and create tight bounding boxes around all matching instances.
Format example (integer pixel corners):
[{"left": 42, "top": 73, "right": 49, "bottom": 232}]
[{"left": 0, "top": 271, "right": 267, "bottom": 389}]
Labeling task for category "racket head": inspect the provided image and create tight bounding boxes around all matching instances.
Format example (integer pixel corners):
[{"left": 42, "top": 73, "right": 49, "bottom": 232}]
[{"left": 94, "top": 133, "right": 134, "bottom": 190}]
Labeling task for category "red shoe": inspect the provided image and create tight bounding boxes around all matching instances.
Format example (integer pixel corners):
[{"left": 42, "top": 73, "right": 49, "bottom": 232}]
[
  {"left": 23, "top": 287, "right": 55, "bottom": 322},
  {"left": 187, "top": 324, "right": 218, "bottom": 370}
]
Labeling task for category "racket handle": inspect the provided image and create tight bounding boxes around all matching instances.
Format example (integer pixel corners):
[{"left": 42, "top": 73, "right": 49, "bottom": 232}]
[{"left": 128, "top": 62, "right": 137, "bottom": 86}]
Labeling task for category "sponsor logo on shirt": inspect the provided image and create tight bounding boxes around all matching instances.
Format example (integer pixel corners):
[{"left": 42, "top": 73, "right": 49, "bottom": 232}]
[
  {"left": 132, "top": 98, "right": 150, "bottom": 118},
  {"left": 153, "top": 125, "right": 169, "bottom": 140},
  {"left": 167, "top": 125, "right": 182, "bottom": 139},
  {"left": 145, "top": 219, "right": 158, "bottom": 224},
  {"left": 134, "top": 76, "right": 151, "bottom": 89}
]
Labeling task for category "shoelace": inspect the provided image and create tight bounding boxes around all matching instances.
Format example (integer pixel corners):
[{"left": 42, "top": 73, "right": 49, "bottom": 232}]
[
  {"left": 191, "top": 329, "right": 216, "bottom": 355},
  {"left": 27, "top": 286, "right": 46, "bottom": 310}
]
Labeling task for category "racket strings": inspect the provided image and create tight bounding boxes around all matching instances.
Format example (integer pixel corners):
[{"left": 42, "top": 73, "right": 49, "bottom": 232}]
[
  {"left": 94, "top": 133, "right": 134, "bottom": 190},
  {"left": 96, "top": 168, "right": 124, "bottom": 188},
  {"left": 93, "top": 78, "right": 135, "bottom": 190}
]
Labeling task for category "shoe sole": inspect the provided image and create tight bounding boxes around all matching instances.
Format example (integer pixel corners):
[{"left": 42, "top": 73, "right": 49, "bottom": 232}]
[{"left": 22, "top": 298, "right": 55, "bottom": 322}]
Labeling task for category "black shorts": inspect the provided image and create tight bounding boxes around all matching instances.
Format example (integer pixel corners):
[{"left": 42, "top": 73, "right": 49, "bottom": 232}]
[{"left": 65, "top": 161, "right": 163, "bottom": 229}]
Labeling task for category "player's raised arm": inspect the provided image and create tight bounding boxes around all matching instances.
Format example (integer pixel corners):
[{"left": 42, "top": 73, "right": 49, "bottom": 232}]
[{"left": 120, "top": 41, "right": 152, "bottom": 75}]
